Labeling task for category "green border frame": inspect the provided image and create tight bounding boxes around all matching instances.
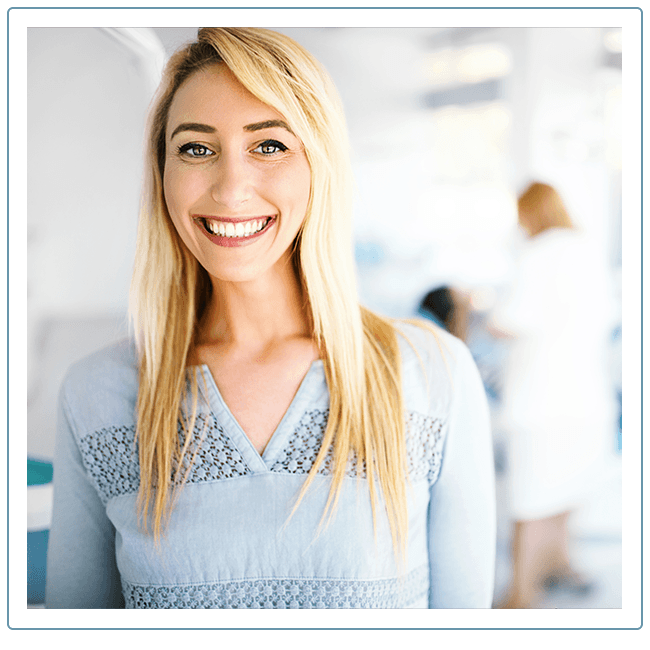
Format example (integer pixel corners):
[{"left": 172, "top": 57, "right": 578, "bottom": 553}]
[{"left": 0, "top": 0, "right": 643, "bottom": 643}]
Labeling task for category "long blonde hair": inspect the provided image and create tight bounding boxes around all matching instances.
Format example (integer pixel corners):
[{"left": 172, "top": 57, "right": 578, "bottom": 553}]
[{"left": 130, "top": 28, "right": 408, "bottom": 557}]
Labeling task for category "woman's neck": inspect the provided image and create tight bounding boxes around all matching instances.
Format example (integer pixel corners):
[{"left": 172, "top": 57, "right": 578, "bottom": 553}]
[{"left": 196, "top": 256, "right": 313, "bottom": 353}]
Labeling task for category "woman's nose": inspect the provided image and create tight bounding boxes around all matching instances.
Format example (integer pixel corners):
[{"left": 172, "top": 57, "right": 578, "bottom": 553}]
[{"left": 210, "top": 153, "right": 252, "bottom": 209}]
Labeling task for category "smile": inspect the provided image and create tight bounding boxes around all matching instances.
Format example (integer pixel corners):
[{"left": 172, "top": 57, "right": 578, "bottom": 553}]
[
  {"left": 195, "top": 215, "right": 276, "bottom": 247},
  {"left": 204, "top": 217, "right": 271, "bottom": 238}
]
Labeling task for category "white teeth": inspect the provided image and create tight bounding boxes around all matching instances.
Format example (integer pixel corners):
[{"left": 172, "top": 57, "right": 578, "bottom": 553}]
[
  {"left": 205, "top": 219, "right": 226, "bottom": 236},
  {"left": 205, "top": 218, "right": 270, "bottom": 238}
]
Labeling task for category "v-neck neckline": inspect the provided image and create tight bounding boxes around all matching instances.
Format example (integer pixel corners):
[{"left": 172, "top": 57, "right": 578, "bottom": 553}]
[{"left": 193, "top": 360, "right": 325, "bottom": 471}]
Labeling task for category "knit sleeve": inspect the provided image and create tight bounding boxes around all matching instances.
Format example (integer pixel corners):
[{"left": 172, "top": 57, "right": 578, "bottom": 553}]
[{"left": 45, "top": 383, "right": 125, "bottom": 609}]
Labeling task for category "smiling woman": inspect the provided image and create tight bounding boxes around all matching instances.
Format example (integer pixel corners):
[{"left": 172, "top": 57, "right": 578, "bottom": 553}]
[
  {"left": 163, "top": 65, "right": 312, "bottom": 283},
  {"left": 44, "top": 27, "right": 496, "bottom": 610}
]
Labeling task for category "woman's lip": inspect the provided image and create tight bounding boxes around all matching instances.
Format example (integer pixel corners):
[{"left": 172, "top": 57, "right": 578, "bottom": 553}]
[
  {"left": 195, "top": 215, "right": 276, "bottom": 247},
  {"left": 192, "top": 214, "right": 275, "bottom": 224}
]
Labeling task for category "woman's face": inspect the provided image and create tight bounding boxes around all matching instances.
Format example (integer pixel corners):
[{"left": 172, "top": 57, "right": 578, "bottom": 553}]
[{"left": 163, "top": 64, "right": 311, "bottom": 284}]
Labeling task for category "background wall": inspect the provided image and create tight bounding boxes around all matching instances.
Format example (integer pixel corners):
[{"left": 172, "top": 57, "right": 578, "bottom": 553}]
[{"left": 27, "top": 28, "right": 161, "bottom": 459}]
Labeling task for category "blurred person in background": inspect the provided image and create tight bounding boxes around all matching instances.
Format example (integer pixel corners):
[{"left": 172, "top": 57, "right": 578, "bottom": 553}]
[
  {"left": 491, "top": 182, "right": 616, "bottom": 608},
  {"left": 45, "top": 27, "right": 495, "bottom": 609},
  {"left": 419, "top": 286, "right": 471, "bottom": 341}
]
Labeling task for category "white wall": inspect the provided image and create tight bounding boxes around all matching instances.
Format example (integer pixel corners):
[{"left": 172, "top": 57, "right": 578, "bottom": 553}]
[
  {"left": 27, "top": 27, "right": 164, "bottom": 458},
  {"left": 519, "top": 28, "right": 621, "bottom": 259}
]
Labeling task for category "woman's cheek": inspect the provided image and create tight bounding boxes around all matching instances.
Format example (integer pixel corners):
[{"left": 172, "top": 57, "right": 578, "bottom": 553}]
[{"left": 165, "top": 169, "right": 201, "bottom": 217}]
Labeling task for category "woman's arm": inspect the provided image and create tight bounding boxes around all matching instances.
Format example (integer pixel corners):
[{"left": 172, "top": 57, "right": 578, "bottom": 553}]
[
  {"left": 427, "top": 342, "right": 496, "bottom": 608},
  {"left": 45, "top": 387, "right": 125, "bottom": 608}
]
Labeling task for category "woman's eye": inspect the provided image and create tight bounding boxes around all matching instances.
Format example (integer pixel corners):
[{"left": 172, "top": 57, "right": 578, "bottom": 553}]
[
  {"left": 177, "top": 143, "right": 214, "bottom": 158},
  {"left": 253, "top": 140, "right": 288, "bottom": 155}
]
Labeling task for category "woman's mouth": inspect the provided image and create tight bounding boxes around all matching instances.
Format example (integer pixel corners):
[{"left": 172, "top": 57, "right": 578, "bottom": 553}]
[{"left": 195, "top": 216, "right": 275, "bottom": 247}]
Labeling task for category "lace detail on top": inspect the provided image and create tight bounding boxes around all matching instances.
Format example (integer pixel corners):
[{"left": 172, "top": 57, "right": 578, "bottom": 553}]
[
  {"left": 269, "top": 409, "right": 368, "bottom": 477},
  {"left": 271, "top": 409, "right": 446, "bottom": 485},
  {"left": 79, "top": 413, "right": 253, "bottom": 503},
  {"left": 78, "top": 425, "right": 140, "bottom": 504},
  {"left": 405, "top": 411, "right": 446, "bottom": 485},
  {"left": 121, "top": 565, "right": 428, "bottom": 609},
  {"left": 79, "top": 408, "right": 443, "bottom": 503},
  {"left": 175, "top": 412, "right": 252, "bottom": 483}
]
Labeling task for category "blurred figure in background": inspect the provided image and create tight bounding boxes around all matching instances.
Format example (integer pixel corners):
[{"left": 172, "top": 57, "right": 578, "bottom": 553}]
[
  {"left": 491, "top": 182, "right": 616, "bottom": 609},
  {"left": 419, "top": 286, "right": 470, "bottom": 341}
]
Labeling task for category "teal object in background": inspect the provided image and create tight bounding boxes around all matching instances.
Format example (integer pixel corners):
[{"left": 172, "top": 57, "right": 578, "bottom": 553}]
[
  {"left": 28, "top": 458, "right": 53, "bottom": 486},
  {"left": 28, "top": 458, "right": 53, "bottom": 605}
]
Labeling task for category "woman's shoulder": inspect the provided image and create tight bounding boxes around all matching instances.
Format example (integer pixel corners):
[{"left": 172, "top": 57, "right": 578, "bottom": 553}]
[
  {"left": 63, "top": 337, "right": 138, "bottom": 385},
  {"left": 60, "top": 338, "right": 139, "bottom": 429},
  {"left": 393, "top": 319, "right": 476, "bottom": 414},
  {"left": 394, "top": 318, "right": 471, "bottom": 367}
]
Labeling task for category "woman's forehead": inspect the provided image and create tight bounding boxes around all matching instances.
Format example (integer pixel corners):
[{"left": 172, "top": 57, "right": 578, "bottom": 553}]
[{"left": 166, "top": 65, "right": 288, "bottom": 137}]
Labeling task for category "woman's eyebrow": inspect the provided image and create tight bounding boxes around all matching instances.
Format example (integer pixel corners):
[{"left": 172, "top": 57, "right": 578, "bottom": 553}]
[
  {"left": 170, "top": 119, "right": 294, "bottom": 140},
  {"left": 170, "top": 122, "right": 215, "bottom": 139},
  {"left": 244, "top": 119, "right": 294, "bottom": 134}
]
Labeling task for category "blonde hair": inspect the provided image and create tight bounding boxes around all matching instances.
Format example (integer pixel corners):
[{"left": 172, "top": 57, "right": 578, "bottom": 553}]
[
  {"left": 130, "top": 28, "right": 408, "bottom": 557},
  {"left": 518, "top": 182, "right": 574, "bottom": 236}
]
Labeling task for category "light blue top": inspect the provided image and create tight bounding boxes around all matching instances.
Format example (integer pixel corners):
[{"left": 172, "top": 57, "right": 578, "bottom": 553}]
[{"left": 45, "top": 322, "right": 496, "bottom": 609}]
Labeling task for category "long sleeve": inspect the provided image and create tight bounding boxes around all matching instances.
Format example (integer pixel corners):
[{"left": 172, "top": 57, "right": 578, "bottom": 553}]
[
  {"left": 427, "top": 342, "right": 496, "bottom": 608},
  {"left": 45, "top": 385, "right": 125, "bottom": 608}
]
